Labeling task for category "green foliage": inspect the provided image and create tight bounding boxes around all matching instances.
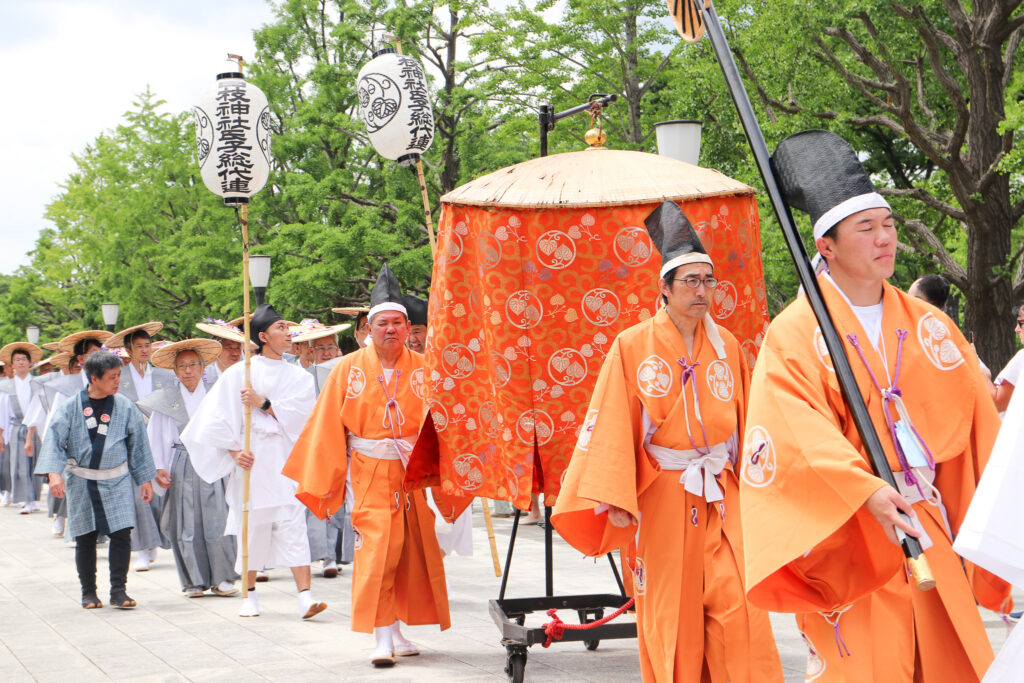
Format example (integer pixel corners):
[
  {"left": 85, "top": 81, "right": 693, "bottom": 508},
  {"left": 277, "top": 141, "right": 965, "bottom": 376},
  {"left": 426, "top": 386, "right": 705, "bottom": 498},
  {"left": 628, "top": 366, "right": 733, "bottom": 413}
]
[{"left": 1, "top": 0, "right": 1021, "bottom": 359}]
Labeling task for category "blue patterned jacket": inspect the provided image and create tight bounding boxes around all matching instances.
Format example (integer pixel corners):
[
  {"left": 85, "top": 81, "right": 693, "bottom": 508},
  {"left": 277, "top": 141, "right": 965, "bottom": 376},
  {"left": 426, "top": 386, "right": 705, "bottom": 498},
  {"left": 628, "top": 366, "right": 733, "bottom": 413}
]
[{"left": 35, "top": 391, "right": 156, "bottom": 538}]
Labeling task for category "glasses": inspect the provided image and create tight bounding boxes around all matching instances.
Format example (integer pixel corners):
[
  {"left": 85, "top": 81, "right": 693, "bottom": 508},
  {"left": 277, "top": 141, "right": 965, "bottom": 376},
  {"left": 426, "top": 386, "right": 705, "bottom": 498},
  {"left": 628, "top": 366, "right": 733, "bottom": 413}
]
[
  {"left": 313, "top": 345, "right": 338, "bottom": 352},
  {"left": 671, "top": 277, "right": 719, "bottom": 289},
  {"left": 175, "top": 363, "right": 202, "bottom": 371}
]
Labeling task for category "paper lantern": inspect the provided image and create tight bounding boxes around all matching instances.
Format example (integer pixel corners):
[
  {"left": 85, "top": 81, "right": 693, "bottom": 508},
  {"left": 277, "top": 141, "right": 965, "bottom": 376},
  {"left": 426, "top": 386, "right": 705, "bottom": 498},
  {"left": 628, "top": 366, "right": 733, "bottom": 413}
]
[
  {"left": 194, "top": 69, "right": 271, "bottom": 206},
  {"left": 356, "top": 48, "right": 434, "bottom": 165},
  {"left": 406, "top": 149, "right": 771, "bottom": 509}
]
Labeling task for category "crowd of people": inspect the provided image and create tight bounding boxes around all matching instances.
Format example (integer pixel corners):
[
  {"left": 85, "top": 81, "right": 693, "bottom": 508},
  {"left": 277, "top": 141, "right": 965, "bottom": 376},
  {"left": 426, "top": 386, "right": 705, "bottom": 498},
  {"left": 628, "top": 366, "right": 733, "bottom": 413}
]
[
  {"left": 1, "top": 129, "right": 1023, "bottom": 681},
  {"left": 0, "top": 275, "right": 476, "bottom": 667}
]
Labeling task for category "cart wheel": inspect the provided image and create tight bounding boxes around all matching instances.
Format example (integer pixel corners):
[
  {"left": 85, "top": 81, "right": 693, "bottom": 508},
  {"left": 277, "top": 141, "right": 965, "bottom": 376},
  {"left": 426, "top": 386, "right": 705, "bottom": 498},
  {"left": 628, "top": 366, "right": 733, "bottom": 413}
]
[
  {"left": 584, "top": 639, "right": 600, "bottom": 651},
  {"left": 505, "top": 646, "right": 527, "bottom": 683}
]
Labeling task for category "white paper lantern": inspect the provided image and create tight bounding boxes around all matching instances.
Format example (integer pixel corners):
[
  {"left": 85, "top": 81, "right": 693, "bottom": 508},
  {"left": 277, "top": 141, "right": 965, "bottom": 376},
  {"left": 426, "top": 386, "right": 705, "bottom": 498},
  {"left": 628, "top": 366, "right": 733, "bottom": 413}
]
[
  {"left": 357, "top": 48, "right": 434, "bottom": 166},
  {"left": 194, "top": 69, "right": 272, "bottom": 205}
]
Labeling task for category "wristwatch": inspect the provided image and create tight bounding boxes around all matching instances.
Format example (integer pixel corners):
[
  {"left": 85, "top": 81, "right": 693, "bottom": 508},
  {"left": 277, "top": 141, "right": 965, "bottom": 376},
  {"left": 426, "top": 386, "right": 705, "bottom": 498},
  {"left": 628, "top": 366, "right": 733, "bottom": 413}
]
[{"left": 260, "top": 398, "right": 272, "bottom": 411}]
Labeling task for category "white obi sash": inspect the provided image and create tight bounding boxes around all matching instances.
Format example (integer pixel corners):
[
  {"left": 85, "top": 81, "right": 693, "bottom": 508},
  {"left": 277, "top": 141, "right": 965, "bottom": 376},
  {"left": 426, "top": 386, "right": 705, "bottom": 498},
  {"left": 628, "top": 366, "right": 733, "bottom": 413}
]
[{"left": 347, "top": 434, "right": 416, "bottom": 465}]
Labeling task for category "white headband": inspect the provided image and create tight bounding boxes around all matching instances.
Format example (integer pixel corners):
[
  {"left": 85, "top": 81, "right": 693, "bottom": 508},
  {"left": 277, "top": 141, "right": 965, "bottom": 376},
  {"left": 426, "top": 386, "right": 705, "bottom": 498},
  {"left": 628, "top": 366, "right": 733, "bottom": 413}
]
[
  {"left": 660, "top": 252, "right": 714, "bottom": 278},
  {"left": 813, "top": 192, "right": 890, "bottom": 240},
  {"left": 368, "top": 302, "right": 408, "bottom": 322}
]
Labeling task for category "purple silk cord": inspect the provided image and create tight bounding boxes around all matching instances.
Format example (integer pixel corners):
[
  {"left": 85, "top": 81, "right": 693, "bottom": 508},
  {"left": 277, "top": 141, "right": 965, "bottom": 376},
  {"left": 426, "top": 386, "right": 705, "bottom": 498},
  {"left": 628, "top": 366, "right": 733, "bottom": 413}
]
[
  {"left": 677, "top": 356, "right": 712, "bottom": 456},
  {"left": 845, "top": 331, "right": 936, "bottom": 500}
]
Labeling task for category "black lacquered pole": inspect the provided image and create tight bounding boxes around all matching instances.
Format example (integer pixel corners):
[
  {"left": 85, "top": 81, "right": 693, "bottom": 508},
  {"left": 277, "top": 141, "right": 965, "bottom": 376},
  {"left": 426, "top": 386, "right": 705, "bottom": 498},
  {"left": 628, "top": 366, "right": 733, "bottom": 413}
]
[{"left": 695, "top": 0, "right": 932, "bottom": 587}]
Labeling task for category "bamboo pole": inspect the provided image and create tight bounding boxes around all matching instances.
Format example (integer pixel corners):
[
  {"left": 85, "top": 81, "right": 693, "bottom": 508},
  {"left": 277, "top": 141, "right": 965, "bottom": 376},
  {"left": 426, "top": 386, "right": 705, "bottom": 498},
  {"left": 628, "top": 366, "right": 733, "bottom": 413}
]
[{"left": 240, "top": 201, "right": 253, "bottom": 599}]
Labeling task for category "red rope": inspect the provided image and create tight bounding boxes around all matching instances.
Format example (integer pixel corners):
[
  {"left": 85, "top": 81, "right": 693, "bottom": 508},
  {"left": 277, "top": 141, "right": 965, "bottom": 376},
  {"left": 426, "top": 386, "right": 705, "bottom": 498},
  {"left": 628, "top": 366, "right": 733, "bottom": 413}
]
[{"left": 540, "top": 597, "right": 635, "bottom": 648}]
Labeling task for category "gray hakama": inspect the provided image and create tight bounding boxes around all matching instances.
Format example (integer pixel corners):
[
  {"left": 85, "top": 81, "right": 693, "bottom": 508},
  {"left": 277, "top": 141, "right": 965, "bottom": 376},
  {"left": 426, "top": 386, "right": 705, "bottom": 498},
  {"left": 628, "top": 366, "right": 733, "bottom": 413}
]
[
  {"left": 0, "top": 379, "right": 43, "bottom": 505},
  {"left": 119, "top": 364, "right": 175, "bottom": 552},
  {"left": 142, "top": 384, "right": 237, "bottom": 591}
]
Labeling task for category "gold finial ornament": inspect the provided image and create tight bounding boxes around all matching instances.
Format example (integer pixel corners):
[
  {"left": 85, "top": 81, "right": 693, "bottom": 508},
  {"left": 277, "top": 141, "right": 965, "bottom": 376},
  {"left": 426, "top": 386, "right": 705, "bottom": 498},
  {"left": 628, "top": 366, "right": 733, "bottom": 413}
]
[{"left": 585, "top": 127, "right": 607, "bottom": 147}]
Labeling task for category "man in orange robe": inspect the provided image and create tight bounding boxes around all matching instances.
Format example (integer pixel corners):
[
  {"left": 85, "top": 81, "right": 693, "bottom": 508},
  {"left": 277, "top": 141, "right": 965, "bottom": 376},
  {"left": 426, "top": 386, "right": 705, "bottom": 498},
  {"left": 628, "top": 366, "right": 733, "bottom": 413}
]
[
  {"left": 552, "top": 201, "right": 783, "bottom": 683},
  {"left": 740, "top": 130, "right": 1011, "bottom": 682},
  {"left": 283, "top": 264, "right": 449, "bottom": 667}
]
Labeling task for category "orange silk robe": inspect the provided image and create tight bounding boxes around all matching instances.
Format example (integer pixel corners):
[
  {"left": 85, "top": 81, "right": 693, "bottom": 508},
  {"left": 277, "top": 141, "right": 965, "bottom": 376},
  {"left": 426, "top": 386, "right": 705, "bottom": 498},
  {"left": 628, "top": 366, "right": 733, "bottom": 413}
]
[
  {"left": 740, "top": 276, "right": 1011, "bottom": 682},
  {"left": 552, "top": 309, "right": 783, "bottom": 683},
  {"left": 283, "top": 344, "right": 450, "bottom": 633}
]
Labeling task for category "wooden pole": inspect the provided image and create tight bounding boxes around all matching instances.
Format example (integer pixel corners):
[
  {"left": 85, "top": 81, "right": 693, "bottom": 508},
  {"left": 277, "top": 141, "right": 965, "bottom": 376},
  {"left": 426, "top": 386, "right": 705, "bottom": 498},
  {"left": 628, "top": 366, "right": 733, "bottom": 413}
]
[
  {"left": 239, "top": 201, "right": 253, "bottom": 599},
  {"left": 391, "top": 38, "right": 437, "bottom": 253},
  {"left": 481, "top": 499, "right": 502, "bottom": 577}
]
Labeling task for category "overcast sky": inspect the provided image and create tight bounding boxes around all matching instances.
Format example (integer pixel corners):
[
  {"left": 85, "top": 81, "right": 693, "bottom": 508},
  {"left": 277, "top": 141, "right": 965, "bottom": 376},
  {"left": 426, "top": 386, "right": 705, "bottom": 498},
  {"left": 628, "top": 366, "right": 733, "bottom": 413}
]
[{"left": 0, "top": 0, "right": 278, "bottom": 275}]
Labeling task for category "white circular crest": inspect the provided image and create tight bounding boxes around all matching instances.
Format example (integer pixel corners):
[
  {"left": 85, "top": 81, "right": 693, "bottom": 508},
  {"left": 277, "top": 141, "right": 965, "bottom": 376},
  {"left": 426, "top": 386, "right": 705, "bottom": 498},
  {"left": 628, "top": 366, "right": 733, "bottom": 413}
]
[
  {"left": 813, "top": 328, "right": 835, "bottom": 373},
  {"left": 633, "top": 557, "right": 647, "bottom": 596},
  {"left": 516, "top": 409, "right": 554, "bottom": 445},
  {"left": 346, "top": 366, "right": 366, "bottom": 399},
  {"left": 705, "top": 360, "right": 735, "bottom": 402},
  {"left": 613, "top": 227, "right": 653, "bottom": 267},
  {"left": 452, "top": 453, "right": 484, "bottom": 492},
  {"left": 479, "top": 232, "right": 503, "bottom": 269},
  {"left": 580, "top": 288, "right": 621, "bottom": 326},
  {"left": 802, "top": 632, "right": 826, "bottom": 681},
  {"left": 712, "top": 280, "right": 738, "bottom": 320},
  {"left": 429, "top": 400, "right": 449, "bottom": 432},
  {"left": 917, "top": 313, "right": 964, "bottom": 371},
  {"left": 444, "top": 229, "right": 464, "bottom": 264},
  {"left": 505, "top": 290, "right": 543, "bottom": 329},
  {"left": 409, "top": 367, "right": 426, "bottom": 399},
  {"left": 489, "top": 350, "right": 512, "bottom": 389},
  {"left": 536, "top": 230, "right": 576, "bottom": 270},
  {"left": 636, "top": 355, "right": 673, "bottom": 398},
  {"left": 741, "top": 425, "right": 777, "bottom": 488},
  {"left": 548, "top": 348, "right": 588, "bottom": 386},
  {"left": 441, "top": 343, "right": 476, "bottom": 379},
  {"left": 577, "top": 408, "right": 600, "bottom": 451}
]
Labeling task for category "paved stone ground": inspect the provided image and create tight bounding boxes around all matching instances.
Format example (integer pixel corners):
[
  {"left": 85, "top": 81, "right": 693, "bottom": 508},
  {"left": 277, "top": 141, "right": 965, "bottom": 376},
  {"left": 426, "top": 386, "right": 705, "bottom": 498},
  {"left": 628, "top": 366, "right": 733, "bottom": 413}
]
[{"left": 0, "top": 496, "right": 1017, "bottom": 682}]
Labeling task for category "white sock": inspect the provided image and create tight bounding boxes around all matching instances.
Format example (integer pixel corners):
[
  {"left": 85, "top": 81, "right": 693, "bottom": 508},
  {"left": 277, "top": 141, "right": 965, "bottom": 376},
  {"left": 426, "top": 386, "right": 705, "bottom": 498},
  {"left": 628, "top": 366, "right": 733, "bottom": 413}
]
[{"left": 374, "top": 626, "right": 394, "bottom": 651}]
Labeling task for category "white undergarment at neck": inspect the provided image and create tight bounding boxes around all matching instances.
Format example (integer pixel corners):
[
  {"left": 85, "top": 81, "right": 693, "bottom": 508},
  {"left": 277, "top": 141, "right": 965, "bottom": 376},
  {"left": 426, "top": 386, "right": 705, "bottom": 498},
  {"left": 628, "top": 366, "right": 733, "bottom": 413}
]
[{"left": 825, "top": 273, "right": 884, "bottom": 350}]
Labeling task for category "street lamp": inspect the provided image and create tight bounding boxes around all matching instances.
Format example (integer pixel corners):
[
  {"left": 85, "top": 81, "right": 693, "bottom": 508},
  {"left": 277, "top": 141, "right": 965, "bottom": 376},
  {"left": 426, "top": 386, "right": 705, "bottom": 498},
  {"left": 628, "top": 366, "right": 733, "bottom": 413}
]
[
  {"left": 654, "top": 120, "right": 702, "bottom": 166},
  {"left": 249, "top": 255, "right": 271, "bottom": 307},
  {"left": 26, "top": 326, "right": 40, "bottom": 344},
  {"left": 102, "top": 302, "right": 120, "bottom": 333}
]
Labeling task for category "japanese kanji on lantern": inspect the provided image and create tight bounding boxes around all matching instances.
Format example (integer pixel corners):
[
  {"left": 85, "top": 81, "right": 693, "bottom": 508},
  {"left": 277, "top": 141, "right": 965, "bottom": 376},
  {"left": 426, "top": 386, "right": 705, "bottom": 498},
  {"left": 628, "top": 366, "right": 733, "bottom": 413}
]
[
  {"left": 195, "top": 61, "right": 271, "bottom": 206},
  {"left": 357, "top": 46, "right": 434, "bottom": 164},
  {"left": 193, "top": 54, "right": 273, "bottom": 602},
  {"left": 356, "top": 43, "right": 438, "bottom": 253}
]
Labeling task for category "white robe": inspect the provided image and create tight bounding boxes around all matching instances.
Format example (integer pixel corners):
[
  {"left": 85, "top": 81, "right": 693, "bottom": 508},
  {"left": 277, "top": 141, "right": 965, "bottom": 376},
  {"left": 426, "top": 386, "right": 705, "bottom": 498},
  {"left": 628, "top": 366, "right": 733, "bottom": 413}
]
[
  {"left": 147, "top": 383, "right": 207, "bottom": 489},
  {"left": 181, "top": 355, "right": 315, "bottom": 536},
  {"left": 954, "top": 375, "right": 1024, "bottom": 681}
]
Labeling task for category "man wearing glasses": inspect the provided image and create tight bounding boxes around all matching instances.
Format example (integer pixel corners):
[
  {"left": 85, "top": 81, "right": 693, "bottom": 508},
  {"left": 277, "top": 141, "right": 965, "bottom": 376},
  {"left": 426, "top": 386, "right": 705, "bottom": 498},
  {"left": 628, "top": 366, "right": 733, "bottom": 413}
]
[{"left": 552, "top": 201, "right": 782, "bottom": 682}]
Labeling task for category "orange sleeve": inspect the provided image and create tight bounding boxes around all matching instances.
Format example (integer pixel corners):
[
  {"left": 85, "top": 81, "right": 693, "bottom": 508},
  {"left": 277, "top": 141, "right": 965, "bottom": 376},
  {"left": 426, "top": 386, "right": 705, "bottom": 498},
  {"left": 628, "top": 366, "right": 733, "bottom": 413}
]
[
  {"left": 551, "top": 340, "right": 646, "bottom": 557},
  {"left": 282, "top": 360, "right": 350, "bottom": 519},
  {"left": 741, "top": 331, "right": 901, "bottom": 613}
]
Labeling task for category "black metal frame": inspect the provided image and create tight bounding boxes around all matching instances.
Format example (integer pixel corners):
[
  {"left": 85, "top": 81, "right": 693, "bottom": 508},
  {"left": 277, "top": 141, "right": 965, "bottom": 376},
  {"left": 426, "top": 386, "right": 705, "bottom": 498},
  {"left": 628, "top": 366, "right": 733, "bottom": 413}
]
[{"left": 489, "top": 508, "right": 636, "bottom": 683}]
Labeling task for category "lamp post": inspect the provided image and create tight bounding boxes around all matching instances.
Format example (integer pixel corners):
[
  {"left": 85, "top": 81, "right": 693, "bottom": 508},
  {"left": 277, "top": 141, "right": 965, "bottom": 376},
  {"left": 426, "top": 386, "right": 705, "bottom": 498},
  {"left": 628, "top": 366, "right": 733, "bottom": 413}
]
[
  {"left": 249, "top": 255, "right": 271, "bottom": 307},
  {"left": 101, "top": 302, "right": 120, "bottom": 333},
  {"left": 654, "top": 120, "right": 703, "bottom": 165}
]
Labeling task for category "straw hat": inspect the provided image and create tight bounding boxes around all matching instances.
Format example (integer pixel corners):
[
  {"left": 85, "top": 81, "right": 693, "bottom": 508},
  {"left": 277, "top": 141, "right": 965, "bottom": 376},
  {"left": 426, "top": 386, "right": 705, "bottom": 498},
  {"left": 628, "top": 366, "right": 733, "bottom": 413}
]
[
  {"left": 331, "top": 306, "right": 370, "bottom": 317},
  {"left": 440, "top": 148, "right": 754, "bottom": 209},
  {"left": 32, "top": 351, "right": 70, "bottom": 370},
  {"left": 57, "top": 330, "right": 113, "bottom": 355},
  {"left": 195, "top": 319, "right": 249, "bottom": 346},
  {"left": 42, "top": 341, "right": 61, "bottom": 352},
  {"left": 106, "top": 322, "right": 164, "bottom": 349},
  {"left": 0, "top": 342, "right": 43, "bottom": 366},
  {"left": 291, "top": 320, "right": 352, "bottom": 344},
  {"left": 151, "top": 339, "right": 222, "bottom": 370}
]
